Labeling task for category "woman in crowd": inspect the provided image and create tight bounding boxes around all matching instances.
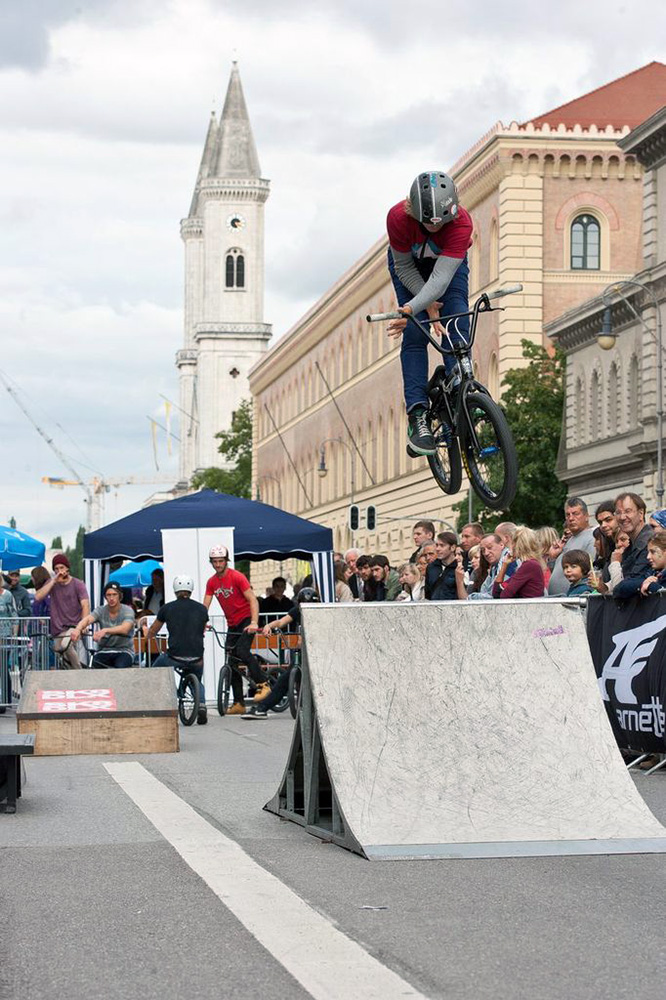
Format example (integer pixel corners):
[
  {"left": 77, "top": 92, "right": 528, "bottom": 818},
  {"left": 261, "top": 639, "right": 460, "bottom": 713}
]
[
  {"left": 640, "top": 529, "right": 666, "bottom": 595},
  {"left": 536, "top": 526, "right": 560, "bottom": 589},
  {"left": 606, "top": 529, "right": 631, "bottom": 594},
  {"left": 492, "top": 526, "right": 546, "bottom": 599},
  {"left": 396, "top": 562, "right": 424, "bottom": 601},
  {"left": 334, "top": 561, "right": 354, "bottom": 603},
  {"left": 648, "top": 509, "right": 666, "bottom": 530},
  {"left": 591, "top": 526, "right": 615, "bottom": 592}
]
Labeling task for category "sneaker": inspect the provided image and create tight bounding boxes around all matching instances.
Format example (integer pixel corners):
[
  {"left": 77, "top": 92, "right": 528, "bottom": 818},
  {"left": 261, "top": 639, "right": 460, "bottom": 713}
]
[
  {"left": 241, "top": 706, "right": 268, "bottom": 720},
  {"left": 253, "top": 682, "right": 272, "bottom": 702},
  {"left": 197, "top": 707, "right": 208, "bottom": 725},
  {"left": 407, "top": 407, "right": 436, "bottom": 456},
  {"left": 226, "top": 702, "right": 246, "bottom": 715},
  {"left": 406, "top": 444, "right": 419, "bottom": 459}
]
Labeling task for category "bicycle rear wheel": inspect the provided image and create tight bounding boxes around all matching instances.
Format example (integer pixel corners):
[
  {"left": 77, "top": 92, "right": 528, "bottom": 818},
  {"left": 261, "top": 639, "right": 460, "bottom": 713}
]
[
  {"left": 217, "top": 664, "right": 232, "bottom": 716},
  {"left": 461, "top": 391, "right": 517, "bottom": 509},
  {"left": 179, "top": 673, "right": 200, "bottom": 726},
  {"left": 427, "top": 407, "right": 463, "bottom": 495},
  {"left": 288, "top": 666, "right": 301, "bottom": 719}
]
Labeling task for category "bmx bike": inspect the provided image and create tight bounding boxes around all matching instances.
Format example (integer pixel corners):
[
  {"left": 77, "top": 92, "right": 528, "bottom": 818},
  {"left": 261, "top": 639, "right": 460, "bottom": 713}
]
[
  {"left": 367, "top": 284, "right": 521, "bottom": 510},
  {"left": 209, "top": 625, "right": 290, "bottom": 717},
  {"left": 171, "top": 659, "right": 202, "bottom": 727}
]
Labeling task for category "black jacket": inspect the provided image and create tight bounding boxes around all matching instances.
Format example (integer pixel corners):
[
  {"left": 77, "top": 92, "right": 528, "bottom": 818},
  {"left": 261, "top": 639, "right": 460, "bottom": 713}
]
[{"left": 425, "top": 559, "right": 458, "bottom": 601}]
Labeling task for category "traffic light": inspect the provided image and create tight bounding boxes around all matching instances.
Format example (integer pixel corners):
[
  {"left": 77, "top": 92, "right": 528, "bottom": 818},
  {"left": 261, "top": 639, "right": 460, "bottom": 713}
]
[
  {"left": 366, "top": 505, "right": 377, "bottom": 531},
  {"left": 348, "top": 504, "right": 360, "bottom": 531}
]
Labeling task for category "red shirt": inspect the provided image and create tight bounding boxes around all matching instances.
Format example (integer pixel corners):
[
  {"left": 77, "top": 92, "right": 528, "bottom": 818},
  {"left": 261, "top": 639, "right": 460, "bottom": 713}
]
[
  {"left": 493, "top": 560, "right": 546, "bottom": 599},
  {"left": 387, "top": 201, "right": 473, "bottom": 260},
  {"left": 205, "top": 568, "right": 252, "bottom": 627}
]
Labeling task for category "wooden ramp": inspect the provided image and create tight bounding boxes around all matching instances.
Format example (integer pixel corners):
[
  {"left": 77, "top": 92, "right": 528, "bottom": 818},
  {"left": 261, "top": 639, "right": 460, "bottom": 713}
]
[{"left": 17, "top": 669, "right": 179, "bottom": 756}]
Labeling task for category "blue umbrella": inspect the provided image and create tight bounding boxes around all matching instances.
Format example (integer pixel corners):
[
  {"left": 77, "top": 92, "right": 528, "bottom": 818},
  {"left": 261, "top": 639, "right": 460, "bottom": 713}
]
[
  {"left": 0, "top": 526, "right": 46, "bottom": 571},
  {"left": 108, "top": 559, "right": 163, "bottom": 587}
]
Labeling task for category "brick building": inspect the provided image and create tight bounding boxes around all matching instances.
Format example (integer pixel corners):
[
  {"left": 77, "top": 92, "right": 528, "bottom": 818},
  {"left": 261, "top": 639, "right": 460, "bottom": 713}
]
[{"left": 249, "top": 63, "right": 666, "bottom": 583}]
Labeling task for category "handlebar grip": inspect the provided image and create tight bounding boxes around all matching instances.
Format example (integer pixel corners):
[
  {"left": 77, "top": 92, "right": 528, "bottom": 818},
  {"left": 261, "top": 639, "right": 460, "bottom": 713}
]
[
  {"left": 366, "top": 311, "right": 403, "bottom": 322},
  {"left": 487, "top": 283, "right": 523, "bottom": 300}
]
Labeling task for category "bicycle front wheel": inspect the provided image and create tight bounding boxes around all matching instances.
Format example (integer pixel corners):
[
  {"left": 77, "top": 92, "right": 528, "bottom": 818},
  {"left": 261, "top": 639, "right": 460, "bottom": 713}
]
[
  {"left": 427, "top": 408, "right": 463, "bottom": 495},
  {"left": 217, "top": 664, "right": 232, "bottom": 716},
  {"left": 179, "top": 673, "right": 200, "bottom": 726},
  {"left": 461, "top": 392, "right": 517, "bottom": 509}
]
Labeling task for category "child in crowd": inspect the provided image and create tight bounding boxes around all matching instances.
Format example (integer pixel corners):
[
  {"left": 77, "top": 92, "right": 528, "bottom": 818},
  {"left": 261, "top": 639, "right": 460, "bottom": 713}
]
[
  {"left": 640, "top": 529, "right": 666, "bottom": 595},
  {"left": 561, "top": 549, "right": 595, "bottom": 596}
]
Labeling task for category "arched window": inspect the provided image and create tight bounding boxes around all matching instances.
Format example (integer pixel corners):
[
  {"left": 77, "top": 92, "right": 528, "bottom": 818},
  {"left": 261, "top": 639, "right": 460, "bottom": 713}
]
[
  {"left": 575, "top": 376, "right": 584, "bottom": 446},
  {"left": 608, "top": 363, "right": 619, "bottom": 435},
  {"left": 629, "top": 356, "right": 640, "bottom": 428},
  {"left": 225, "top": 248, "right": 245, "bottom": 288},
  {"left": 590, "top": 370, "right": 601, "bottom": 440},
  {"left": 488, "top": 352, "right": 499, "bottom": 399},
  {"left": 489, "top": 218, "right": 499, "bottom": 282},
  {"left": 570, "top": 215, "right": 600, "bottom": 270}
]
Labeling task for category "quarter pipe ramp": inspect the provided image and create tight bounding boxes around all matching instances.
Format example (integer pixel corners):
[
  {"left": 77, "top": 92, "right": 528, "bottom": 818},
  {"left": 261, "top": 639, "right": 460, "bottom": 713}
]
[{"left": 265, "top": 600, "right": 666, "bottom": 859}]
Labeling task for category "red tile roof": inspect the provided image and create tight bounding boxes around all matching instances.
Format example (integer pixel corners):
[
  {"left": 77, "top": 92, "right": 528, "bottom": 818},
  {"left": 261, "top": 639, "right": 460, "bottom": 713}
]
[{"left": 525, "top": 61, "right": 666, "bottom": 131}]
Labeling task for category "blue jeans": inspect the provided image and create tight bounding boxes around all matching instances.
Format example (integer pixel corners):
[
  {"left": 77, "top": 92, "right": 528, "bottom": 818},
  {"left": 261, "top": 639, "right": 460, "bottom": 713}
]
[
  {"left": 151, "top": 653, "right": 206, "bottom": 704},
  {"left": 387, "top": 250, "right": 469, "bottom": 412},
  {"left": 92, "top": 650, "right": 134, "bottom": 668}
]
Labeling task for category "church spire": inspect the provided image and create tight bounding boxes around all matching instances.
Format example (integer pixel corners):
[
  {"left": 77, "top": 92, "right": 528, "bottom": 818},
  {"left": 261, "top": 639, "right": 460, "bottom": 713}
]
[{"left": 214, "top": 61, "right": 262, "bottom": 178}]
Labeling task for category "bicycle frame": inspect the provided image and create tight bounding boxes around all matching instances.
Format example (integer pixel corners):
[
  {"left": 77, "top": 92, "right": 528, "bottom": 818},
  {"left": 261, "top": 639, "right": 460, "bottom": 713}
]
[{"left": 367, "top": 284, "right": 522, "bottom": 451}]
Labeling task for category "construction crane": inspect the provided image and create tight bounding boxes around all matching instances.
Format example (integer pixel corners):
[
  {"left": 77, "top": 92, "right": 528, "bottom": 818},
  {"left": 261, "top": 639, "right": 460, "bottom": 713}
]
[
  {"left": 0, "top": 369, "right": 96, "bottom": 529},
  {"left": 42, "top": 475, "right": 175, "bottom": 531}
]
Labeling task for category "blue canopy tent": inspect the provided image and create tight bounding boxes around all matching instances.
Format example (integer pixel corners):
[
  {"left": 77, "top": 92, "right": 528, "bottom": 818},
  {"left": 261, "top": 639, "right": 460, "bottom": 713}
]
[
  {"left": 108, "top": 558, "right": 163, "bottom": 588},
  {"left": 83, "top": 490, "right": 334, "bottom": 606},
  {"left": 0, "top": 526, "right": 46, "bottom": 572}
]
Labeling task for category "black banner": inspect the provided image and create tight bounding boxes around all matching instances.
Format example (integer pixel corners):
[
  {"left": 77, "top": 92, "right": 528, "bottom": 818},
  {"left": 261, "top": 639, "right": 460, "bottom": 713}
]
[{"left": 587, "top": 593, "right": 666, "bottom": 753}]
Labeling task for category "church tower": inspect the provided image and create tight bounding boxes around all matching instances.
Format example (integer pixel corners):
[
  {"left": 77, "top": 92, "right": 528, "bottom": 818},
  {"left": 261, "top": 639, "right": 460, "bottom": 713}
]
[{"left": 177, "top": 62, "right": 271, "bottom": 482}]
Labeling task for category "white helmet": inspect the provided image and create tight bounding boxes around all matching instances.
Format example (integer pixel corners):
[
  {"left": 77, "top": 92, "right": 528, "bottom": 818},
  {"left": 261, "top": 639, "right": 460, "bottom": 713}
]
[
  {"left": 209, "top": 545, "right": 229, "bottom": 559},
  {"left": 173, "top": 574, "right": 194, "bottom": 594}
]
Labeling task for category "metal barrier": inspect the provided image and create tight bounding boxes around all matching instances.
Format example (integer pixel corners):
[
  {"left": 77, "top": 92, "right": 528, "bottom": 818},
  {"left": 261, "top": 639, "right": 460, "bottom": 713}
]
[{"left": 0, "top": 617, "right": 51, "bottom": 709}]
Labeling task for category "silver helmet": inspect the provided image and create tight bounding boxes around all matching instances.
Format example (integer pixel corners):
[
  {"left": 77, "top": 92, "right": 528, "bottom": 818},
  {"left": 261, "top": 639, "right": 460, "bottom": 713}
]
[
  {"left": 409, "top": 171, "right": 459, "bottom": 225},
  {"left": 173, "top": 574, "right": 194, "bottom": 594}
]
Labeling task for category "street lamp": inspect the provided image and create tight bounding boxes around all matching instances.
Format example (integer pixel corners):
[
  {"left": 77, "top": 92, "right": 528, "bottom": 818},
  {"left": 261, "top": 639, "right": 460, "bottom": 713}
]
[
  {"left": 318, "top": 437, "right": 356, "bottom": 537},
  {"left": 596, "top": 279, "right": 664, "bottom": 505}
]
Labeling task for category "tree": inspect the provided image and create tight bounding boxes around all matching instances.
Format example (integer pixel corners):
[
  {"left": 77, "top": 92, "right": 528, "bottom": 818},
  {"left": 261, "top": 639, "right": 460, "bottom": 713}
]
[
  {"left": 192, "top": 399, "right": 253, "bottom": 499},
  {"left": 455, "top": 340, "right": 567, "bottom": 530},
  {"left": 51, "top": 535, "right": 63, "bottom": 549}
]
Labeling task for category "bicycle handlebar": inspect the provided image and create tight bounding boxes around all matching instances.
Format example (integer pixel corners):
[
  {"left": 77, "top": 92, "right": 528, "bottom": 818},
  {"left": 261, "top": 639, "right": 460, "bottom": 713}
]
[
  {"left": 365, "top": 284, "right": 522, "bottom": 323},
  {"left": 366, "top": 310, "right": 403, "bottom": 322},
  {"left": 486, "top": 283, "right": 523, "bottom": 300}
]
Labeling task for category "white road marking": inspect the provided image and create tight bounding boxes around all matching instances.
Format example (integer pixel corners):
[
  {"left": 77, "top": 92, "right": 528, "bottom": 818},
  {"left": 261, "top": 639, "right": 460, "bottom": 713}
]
[{"left": 104, "top": 762, "right": 428, "bottom": 1000}]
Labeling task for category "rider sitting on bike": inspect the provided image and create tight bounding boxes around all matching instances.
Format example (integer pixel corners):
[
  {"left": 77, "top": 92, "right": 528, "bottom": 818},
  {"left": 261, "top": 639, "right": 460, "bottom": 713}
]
[
  {"left": 143, "top": 575, "right": 209, "bottom": 725},
  {"left": 387, "top": 170, "right": 473, "bottom": 457},
  {"left": 203, "top": 544, "right": 271, "bottom": 716},
  {"left": 242, "top": 587, "right": 319, "bottom": 720},
  {"left": 72, "top": 581, "right": 135, "bottom": 668}
]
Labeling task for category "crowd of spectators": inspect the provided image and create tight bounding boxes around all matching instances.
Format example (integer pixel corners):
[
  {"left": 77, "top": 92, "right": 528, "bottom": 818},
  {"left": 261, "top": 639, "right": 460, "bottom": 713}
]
[{"left": 324, "top": 492, "right": 666, "bottom": 606}]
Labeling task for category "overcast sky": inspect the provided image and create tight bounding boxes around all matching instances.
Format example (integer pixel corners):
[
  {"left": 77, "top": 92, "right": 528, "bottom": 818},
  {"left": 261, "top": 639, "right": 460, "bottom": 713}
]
[{"left": 1, "top": 0, "right": 664, "bottom": 551}]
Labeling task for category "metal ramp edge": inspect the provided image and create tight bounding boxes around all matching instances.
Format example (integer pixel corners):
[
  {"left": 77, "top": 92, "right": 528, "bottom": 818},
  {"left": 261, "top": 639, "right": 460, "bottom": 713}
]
[{"left": 263, "top": 649, "right": 364, "bottom": 857}]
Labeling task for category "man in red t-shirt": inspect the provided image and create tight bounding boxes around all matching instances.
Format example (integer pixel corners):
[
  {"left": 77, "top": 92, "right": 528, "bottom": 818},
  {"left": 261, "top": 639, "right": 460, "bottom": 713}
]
[
  {"left": 385, "top": 170, "right": 473, "bottom": 456},
  {"left": 203, "top": 544, "right": 270, "bottom": 714}
]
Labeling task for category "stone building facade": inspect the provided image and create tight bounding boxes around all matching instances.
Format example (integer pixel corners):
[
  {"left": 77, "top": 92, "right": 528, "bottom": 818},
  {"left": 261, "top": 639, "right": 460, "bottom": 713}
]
[
  {"left": 248, "top": 64, "right": 666, "bottom": 584},
  {"left": 176, "top": 63, "right": 271, "bottom": 485},
  {"left": 547, "top": 105, "right": 666, "bottom": 509}
]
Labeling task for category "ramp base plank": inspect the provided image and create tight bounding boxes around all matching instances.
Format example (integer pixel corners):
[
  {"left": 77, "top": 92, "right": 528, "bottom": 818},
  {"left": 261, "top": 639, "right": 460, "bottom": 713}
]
[
  {"left": 266, "top": 602, "right": 666, "bottom": 860},
  {"left": 16, "top": 668, "right": 178, "bottom": 756}
]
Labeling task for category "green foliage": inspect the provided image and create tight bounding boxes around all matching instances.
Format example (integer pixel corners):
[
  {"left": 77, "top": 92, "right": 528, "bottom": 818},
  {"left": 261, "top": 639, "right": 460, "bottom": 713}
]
[
  {"left": 191, "top": 399, "right": 253, "bottom": 499},
  {"left": 454, "top": 340, "right": 567, "bottom": 531},
  {"left": 51, "top": 535, "right": 63, "bottom": 549}
]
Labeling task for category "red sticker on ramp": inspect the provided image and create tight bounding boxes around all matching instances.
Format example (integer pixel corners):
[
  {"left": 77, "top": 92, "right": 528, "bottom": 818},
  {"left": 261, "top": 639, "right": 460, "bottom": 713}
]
[{"left": 37, "top": 688, "right": 117, "bottom": 713}]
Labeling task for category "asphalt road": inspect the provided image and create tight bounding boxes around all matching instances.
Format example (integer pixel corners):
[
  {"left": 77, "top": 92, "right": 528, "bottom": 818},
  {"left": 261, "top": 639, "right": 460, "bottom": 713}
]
[{"left": 2, "top": 711, "right": 666, "bottom": 1000}]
